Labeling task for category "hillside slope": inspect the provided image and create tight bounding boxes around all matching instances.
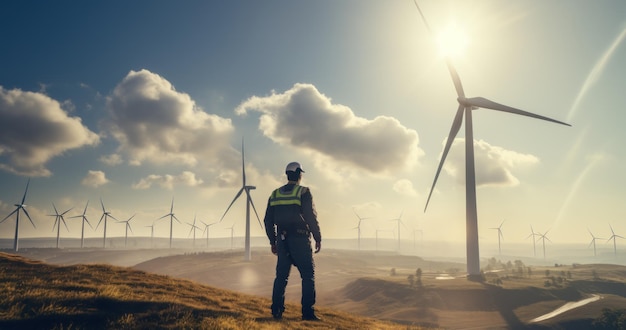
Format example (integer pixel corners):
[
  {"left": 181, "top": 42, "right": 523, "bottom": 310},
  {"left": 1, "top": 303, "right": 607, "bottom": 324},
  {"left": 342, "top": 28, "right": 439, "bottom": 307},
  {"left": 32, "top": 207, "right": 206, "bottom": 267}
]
[{"left": 0, "top": 252, "right": 425, "bottom": 330}]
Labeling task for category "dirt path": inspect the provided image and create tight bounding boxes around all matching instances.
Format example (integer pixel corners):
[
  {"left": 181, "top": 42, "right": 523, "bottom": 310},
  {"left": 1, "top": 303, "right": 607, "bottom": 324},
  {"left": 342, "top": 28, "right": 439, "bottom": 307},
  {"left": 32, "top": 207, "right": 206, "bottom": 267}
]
[{"left": 529, "top": 294, "right": 603, "bottom": 323}]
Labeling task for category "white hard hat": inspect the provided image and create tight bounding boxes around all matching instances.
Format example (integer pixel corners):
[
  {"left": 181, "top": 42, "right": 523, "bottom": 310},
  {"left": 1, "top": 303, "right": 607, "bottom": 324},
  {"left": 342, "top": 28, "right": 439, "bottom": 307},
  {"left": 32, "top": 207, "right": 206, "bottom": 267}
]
[{"left": 285, "top": 161, "right": 305, "bottom": 173}]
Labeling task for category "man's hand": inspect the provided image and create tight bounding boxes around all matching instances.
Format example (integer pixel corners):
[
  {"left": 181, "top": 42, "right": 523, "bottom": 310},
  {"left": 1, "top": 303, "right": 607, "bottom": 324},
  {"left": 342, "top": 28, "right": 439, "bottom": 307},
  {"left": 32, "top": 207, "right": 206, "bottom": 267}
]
[
  {"left": 271, "top": 244, "right": 277, "bottom": 255},
  {"left": 314, "top": 241, "right": 321, "bottom": 254}
]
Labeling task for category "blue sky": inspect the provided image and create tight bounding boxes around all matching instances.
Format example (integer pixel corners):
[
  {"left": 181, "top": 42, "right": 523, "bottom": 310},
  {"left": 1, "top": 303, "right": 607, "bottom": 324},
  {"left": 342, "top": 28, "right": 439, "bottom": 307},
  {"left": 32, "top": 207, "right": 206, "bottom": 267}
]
[{"left": 1, "top": 1, "right": 625, "bottom": 249}]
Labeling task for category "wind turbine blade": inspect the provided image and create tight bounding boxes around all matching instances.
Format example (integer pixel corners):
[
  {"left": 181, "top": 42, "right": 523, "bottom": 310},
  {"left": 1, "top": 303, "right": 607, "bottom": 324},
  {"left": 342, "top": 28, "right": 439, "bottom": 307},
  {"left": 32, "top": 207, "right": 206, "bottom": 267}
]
[
  {"left": 1, "top": 209, "right": 18, "bottom": 223},
  {"left": 172, "top": 214, "right": 181, "bottom": 224},
  {"left": 170, "top": 198, "right": 174, "bottom": 213},
  {"left": 247, "top": 193, "right": 264, "bottom": 229},
  {"left": 445, "top": 59, "right": 465, "bottom": 97},
  {"left": 22, "top": 208, "right": 36, "bottom": 228},
  {"left": 21, "top": 178, "right": 30, "bottom": 205},
  {"left": 424, "top": 105, "right": 464, "bottom": 212},
  {"left": 61, "top": 208, "right": 73, "bottom": 216},
  {"left": 465, "top": 97, "right": 571, "bottom": 126},
  {"left": 219, "top": 188, "right": 244, "bottom": 222},
  {"left": 96, "top": 214, "right": 105, "bottom": 230},
  {"left": 61, "top": 218, "right": 70, "bottom": 231},
  {"left": 241, "top": 138, "right": 247, "bottom": 186},
  {"left": 413, "top": 1, "right": 433, "bottom": 35},
  {"left": 100, "top": 198, "right": 106, "bottom": 213}
]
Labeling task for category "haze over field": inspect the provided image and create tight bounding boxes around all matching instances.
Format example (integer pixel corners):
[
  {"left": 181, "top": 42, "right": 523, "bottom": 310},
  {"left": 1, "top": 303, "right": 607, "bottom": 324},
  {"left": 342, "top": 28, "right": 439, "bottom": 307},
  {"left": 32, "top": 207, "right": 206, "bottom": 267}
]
[{"left": 1, "top": 1, "right": 626, "bottom": 253}]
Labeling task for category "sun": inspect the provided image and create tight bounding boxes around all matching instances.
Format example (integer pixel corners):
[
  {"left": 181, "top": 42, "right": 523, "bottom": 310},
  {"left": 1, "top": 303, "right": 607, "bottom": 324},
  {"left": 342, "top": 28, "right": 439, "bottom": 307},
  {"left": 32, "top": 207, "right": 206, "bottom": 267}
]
[{"left": 436, "top": 23, "right": 470, "bottom": 59}]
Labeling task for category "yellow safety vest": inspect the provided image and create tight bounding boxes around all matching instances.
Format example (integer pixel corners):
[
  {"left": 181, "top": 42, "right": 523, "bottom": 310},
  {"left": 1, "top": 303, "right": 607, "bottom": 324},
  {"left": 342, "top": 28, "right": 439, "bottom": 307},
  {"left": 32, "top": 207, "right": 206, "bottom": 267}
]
[{"left": 269, "top": 185, "right": 304, "bottom": 207}]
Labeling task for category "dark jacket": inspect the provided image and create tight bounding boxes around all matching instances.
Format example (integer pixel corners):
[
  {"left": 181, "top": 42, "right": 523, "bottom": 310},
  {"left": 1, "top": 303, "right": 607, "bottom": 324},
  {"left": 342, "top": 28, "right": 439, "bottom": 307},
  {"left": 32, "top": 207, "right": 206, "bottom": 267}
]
[{"left": 264, "top": 183, "right": 322, "bottom": 244}]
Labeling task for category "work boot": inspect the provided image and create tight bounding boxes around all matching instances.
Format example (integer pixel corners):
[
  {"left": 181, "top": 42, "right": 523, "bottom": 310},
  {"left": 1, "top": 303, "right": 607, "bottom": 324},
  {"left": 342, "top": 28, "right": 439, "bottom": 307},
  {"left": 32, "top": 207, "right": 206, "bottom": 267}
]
[{"left": 272, "top": 308, "right": 283, "bottom": 320}]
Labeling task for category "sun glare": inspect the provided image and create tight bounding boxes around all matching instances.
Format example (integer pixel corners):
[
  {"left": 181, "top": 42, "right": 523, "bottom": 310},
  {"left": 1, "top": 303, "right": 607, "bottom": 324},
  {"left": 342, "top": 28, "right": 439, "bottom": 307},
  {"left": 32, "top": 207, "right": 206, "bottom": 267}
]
[{"left": 436, "top": 23, "right": 470, "bottom": 59}]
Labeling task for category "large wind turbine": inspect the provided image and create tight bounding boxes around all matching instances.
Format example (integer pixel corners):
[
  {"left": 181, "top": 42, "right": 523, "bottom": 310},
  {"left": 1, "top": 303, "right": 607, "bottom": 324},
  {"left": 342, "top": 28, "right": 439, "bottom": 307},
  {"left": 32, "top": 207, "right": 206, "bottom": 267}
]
[
  {"left": 158, "top": 198, "right": 180, "bottom": 248},
  {"left": 607, "top": 224, "right": 624, "bottom": 257},
  {"left": 490, "top": 220, "right": 505, "bottom": 255},
  {"left": 416, "top": 2, "right": 571, "bottom": 277},
  {"left": 70, "top": 201, "right": 92, "bottom": 248},
  {"left": 49, "top": 203, "right": 72, "bottom": 249},
  {"left": 1, "top": 179, "right": 35, "bottom": 251},
  {"left": 218, "top": 139, "right": 263, "bottom": 261},
  {"left": 353, "top": 210, "right": 371, "bottom": 250},
  {"left": 96, "top": 198, "right": 116, "bottom": 248},
  {"left": 588, "top": 229, "right": 603, "bottom": 257},
  {"left": 118, "top": 214, "right": 135, "bottom": 247}
]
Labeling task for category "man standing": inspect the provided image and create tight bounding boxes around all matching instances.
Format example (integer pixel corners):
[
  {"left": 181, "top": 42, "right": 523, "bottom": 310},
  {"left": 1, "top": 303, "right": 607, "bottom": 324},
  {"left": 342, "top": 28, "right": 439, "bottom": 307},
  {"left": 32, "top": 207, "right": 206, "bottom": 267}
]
[{"left": 264, "top": 161, "right": 322, "bottom": 321}]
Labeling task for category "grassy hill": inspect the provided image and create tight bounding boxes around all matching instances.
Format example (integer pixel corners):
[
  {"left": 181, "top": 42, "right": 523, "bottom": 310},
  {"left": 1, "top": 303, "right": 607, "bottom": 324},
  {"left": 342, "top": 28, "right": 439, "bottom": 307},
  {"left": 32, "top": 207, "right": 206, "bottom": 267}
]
[{"left": 0, "top": 252, "right": 425, "bottom": 330}]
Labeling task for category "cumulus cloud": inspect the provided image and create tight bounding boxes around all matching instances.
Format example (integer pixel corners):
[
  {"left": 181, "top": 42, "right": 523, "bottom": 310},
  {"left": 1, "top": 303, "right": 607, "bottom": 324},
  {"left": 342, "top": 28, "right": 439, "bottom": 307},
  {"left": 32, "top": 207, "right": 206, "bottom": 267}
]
[
  {"left": 106, "top": 69, "right": 237, "bottom": 168},
  {"left": 443, "top": 138, "right": 539, "bottom": 187},
  {"left": 235, "top": 83, "right": 422, "bottom": 174},
  {"left": 0, "top": 87, "right": 100, "bottom": 176},
  {"left": 393, "top": 179, "right": 418, "bottom": 197},
  {"left": 81, "top": 170, "right": 109, "bottom": 188},
  {"left": 132, "top": 171, "right": 204, "bottom": 190}
]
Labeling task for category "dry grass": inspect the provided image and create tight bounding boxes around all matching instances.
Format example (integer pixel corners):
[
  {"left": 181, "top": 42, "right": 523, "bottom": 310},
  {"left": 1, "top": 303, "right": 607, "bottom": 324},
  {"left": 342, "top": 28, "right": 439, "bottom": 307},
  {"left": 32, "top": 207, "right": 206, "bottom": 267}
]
[{"left": 0, "top": 252, "right": 427, "bottom": 330}]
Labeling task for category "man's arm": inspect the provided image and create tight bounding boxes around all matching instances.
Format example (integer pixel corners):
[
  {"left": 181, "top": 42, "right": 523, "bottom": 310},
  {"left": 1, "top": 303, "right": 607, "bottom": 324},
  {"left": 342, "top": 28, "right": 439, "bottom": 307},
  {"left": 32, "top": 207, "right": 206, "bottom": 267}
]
[
  {"left": 263, "top": 198, "right": 276, "bottom": 245},
  {"left": 301, "top": 189, "right": 321, "bottom": 247}
]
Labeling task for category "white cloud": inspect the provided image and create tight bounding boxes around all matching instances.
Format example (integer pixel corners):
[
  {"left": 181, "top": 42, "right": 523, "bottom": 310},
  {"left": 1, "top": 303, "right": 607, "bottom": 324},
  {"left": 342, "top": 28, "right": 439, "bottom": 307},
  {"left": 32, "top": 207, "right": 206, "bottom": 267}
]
[
  {"left": 393, "top": 179, "right": 418, "bottom": 197},
  {"left": 443, "top": 138, "right": 539, "bottom": 187},
  {"left": 235, "top": 83, "right": 422, "bottom": 175},
  {"left": 81, "top": 170, "right": 110, "bottom": 188},
  {"left": 99, "top": 153, "right": 123, "bottom": 166},
  {"left": 132, "top": 171, "right": 204, "bottom": 190},
  {"left": 0, "top": 87, "right": 100, "bottom": 176},
  {"left": 106, "top": 69, "right": 237, "bottom": 169}
]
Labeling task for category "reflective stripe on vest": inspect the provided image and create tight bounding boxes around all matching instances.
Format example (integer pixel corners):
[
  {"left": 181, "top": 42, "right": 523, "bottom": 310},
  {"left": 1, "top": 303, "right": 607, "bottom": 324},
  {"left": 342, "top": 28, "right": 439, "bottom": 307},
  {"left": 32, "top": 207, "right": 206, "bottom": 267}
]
[{"left": 269, "top": 185, "right": 303, "bottom": 206}]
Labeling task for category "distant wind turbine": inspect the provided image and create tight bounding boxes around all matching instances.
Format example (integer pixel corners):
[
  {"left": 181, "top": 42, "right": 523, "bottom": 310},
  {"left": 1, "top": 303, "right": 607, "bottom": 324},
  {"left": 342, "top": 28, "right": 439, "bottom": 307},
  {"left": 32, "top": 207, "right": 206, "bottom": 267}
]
[
  {"left": 49, "top": 203, "right": 73, "bottom": 249},
  {"left": 118, "top": 214, "right": 135, "bottom": 247},
  {"left": 0, "top": 179, "right": 35, "bottom": 252},
  {"left": 201, "top": 220, "right": 218, "bottom": 248},
  {"left": 415, "top": 2, "right": 571, "bottom": 277},
  {"left": 96, "top": 198, "right": 117, "bottom": 248},
  {"left": 490, "top": 220, "right": 505, "bottom": 255},
  {"left": 536, "top": 229, "right": 552, "bottom": 260},
  {"left": 218, "top": 139, "right": 263, "bottom": 261},
  {"left": 187, "top": 215, "right": 202, "bottom": 248},
  {"left": 353, "top": 209, "right": 371, "bottom": 250},
  {"left": 389, "top": 211, "right": 408, "bottom": 252},
  {"left": 157, "top": 198, "right": 180, "bottom": 248},
  {"left": 588, "top": 229, "right": 603, "bottom": 257},
  {"left": 607, "top": 224, "right": 624, "bottom": 257},
  {"left": 146, "top": 223, "right": 156, "bottom": 247},
  {"left": 70, "top": 201, "right": 93, "bottom": 248},
  {"left": 526, "top": 225, "right": 539, "bottom": 257},
  {"left": 227, "top": 223, "right": 236, "bottom": 250}
]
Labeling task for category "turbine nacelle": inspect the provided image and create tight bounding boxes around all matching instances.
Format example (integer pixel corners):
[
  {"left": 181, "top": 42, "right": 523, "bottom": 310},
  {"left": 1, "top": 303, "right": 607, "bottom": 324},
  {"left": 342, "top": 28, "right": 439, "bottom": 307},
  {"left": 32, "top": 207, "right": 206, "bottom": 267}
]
[{"left": 457, "top": 97, "right": 478, "bottom": 110}]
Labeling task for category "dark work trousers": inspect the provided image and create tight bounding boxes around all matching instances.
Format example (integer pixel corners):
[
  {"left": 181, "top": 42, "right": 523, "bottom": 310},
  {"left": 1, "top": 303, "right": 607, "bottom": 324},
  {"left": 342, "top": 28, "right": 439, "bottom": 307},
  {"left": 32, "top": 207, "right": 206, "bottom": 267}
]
[{"left": 271, "top": 234, "right": 316, "bottom": 316}]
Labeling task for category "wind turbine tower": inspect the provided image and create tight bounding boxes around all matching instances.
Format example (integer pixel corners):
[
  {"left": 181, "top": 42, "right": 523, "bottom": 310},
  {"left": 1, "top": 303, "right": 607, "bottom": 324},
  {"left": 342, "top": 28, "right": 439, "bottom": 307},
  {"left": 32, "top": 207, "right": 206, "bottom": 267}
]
[
  {"left": 218, "top": 139, "right": 263, "bottom": 261},
  {"left": 353, "top": 210, "right": 371, "bottom": 250},
  {"left": 158, "top": 198, "right": 180, "bottom": 248},
  {"left": 0, "top": 179, "right": 35, "bottom": 252},
  {"left": 416, "top": 2, "right": 570, "bottom": 277},
  {"left": 187, "top": 215, "right": 201, "bottom": 248},
  {"left": 490, "top": 220, "right": 505, "bottom": 255},
  {"left": 202, "top": 220, "right": 218, "bottom": 248},
  {"left": 526, "top": 225, "right": 539, "bottom": 257},
  {"left": 70, "top": 201, "right": 92, "bottom": 248},
  {"left": 118, "top": 214, "right": 135, "bottom": 247},
  {"left": 607, "top": 224, "right": 624, "bottom": 257},
  {"left": 96, "top": 199, "right": 117, "bottom": 248},
  {"left": 537, "top": 230, "right": 552, "bottom": 260},
  {"left": 49, "top": 203, "right": 72, "bottom": 249},
  {"left": 588, "top": 229, "right": 603, "bottom": 257},
  {"left": 389, "top": 211, "right": 408, "bottom": 252}
]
